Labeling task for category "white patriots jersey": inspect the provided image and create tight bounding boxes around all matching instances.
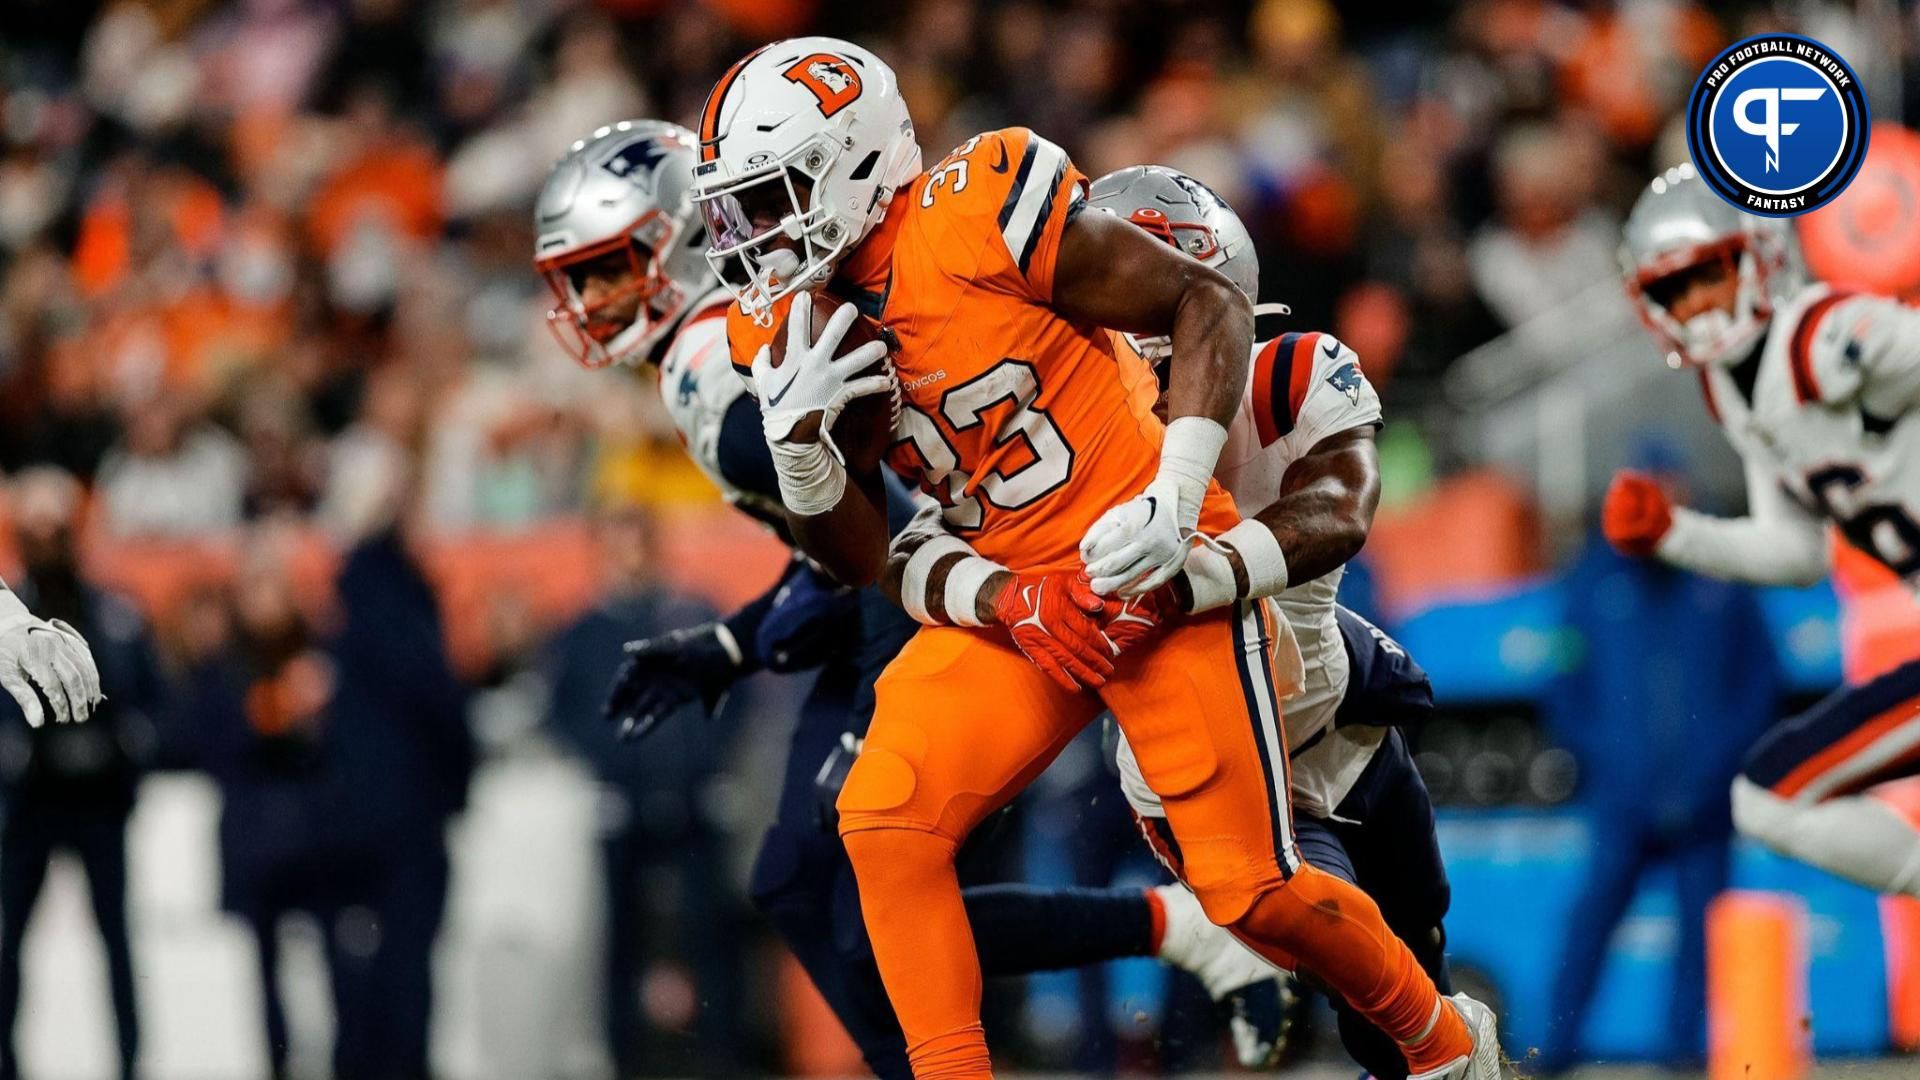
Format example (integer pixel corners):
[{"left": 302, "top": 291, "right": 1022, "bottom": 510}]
[
  {"left": 1697, "top": 284, "right": 1920, "bottom": 588},
  {"left": 1119, "top": 329, "right": 1386, "bottom": 819},
  {"left": 656, "top": 291, "right": 782, "bottom": 523}
]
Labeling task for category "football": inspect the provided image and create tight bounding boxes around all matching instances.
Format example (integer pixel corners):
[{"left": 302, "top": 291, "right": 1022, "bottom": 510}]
[{"left": 770, "top": 291, "right": 898, "bottom": 473}]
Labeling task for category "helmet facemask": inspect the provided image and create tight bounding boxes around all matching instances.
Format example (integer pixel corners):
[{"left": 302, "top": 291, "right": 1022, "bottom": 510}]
[
  {"left": 1627, "top": 234, "right": 1777, "bottom": 369},
  {"left": 696, "top": 135, "right": 853, "bottom": 324},
  {"left": 537, "top": 209, "right": 692, "bottom": 368}
]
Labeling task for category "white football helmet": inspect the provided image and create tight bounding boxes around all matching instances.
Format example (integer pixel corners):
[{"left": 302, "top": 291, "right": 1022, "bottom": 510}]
[
  {"left": 689, "top": 37, "right": 922, "bottom": 323},
  {"left": 1087, "top": 165, "right": 1284, "bottom": 363},
  {"left": 533, "top": 120, "right": 713, "bottom": 368},
  {"left": 1621, "top": 163, "right": 1802, "bottom": 369}
]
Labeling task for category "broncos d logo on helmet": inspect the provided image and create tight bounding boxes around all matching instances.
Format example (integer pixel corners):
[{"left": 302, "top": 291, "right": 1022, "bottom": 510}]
[
  {"left": 783, "top": 53, "right": 864, "bottom": 118},
  {"left": 1326, "top": 360, "right": 1366, "bottom": 406}
]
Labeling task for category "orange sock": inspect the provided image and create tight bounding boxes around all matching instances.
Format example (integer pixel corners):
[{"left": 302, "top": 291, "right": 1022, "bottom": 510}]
[
  {"left": 841, "top": 828, "right": 993, "bottom": 1080},
  {"left": 1231, "top": 863, "right": 1470, "bottom": 1072}
]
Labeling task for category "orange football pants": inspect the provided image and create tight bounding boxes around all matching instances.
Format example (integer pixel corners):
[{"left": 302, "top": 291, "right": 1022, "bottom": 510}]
[{"left": 837, "top": 601, "right": 1467, "bottom": 1079}]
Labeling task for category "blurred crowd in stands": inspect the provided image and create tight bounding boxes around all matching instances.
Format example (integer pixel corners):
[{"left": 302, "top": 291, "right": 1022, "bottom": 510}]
[
  {"left": 3, "top": 0, "right": 1906, "bottom": 543},
  {"left": 0, "top": 0, "right": 1913, "bottom": 1076}
]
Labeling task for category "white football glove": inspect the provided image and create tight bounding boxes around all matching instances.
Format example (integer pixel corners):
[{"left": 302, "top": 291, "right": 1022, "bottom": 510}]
[
  {"left": 1081, "top": 416, "right": 1228, "bottom": 597},
  {"left": 0, "top": 588, "right": 102, "bottom": 727},
  {"left": 749, "top": 291, "right": 895, "bottom": 456},
  {"left": 1081, "top": 473, "right": 1197, "bottom": 597}
]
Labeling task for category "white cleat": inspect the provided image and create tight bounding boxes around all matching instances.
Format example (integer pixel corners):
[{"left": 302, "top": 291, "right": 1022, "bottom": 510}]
[
  {"left": 1151, "top": 884, "right": 1293, "bottom": 1067},
  {"left": 1408, "top": 993, "right": 1503, "bottom": 1080}
]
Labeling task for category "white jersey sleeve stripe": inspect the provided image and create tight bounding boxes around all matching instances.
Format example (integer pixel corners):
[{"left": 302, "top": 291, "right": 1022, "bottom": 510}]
[{"left": 998, "top": 133, "right": 1068, "bottom": 276}]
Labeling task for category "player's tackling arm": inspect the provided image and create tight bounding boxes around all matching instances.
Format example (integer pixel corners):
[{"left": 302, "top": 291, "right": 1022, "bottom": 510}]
[
  {"left": 1253, "top": 426, "right": 1382, "bottom": 582},
  {"left": 1054, "top": 209, "right": 1254, "bottom": 595},
  {"left": 895, "top": 426, "right": 1382, "bottom": 620},
  {"left": 1177, "top": 427, "right": 1380, "bottom": 609},
  {"left": 1656, "top": 459, "right": 1831, "bottom": 587}
]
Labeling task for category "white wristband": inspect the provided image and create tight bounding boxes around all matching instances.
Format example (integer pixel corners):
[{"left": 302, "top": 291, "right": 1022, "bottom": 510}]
[
  {"left": 1220, "top": 518, "right": 1289, "bottom": 597},
  {"left": 901, "top": 535, "right": 973, "bottom": 625},
  {"left": 943, "top": 557, "right": 1004, "bottom": 628},
  {"left": 768, "top": 437, "right": 849, "bottom": 517},
  {"left": 1158, "top": 416, "right": 1229, "bottom": 489},
  {"left": 1181, "top": 545, "right": 1239, "bottom": 613},
  {"left": 1182, "top": 520, "right": 1290, "bottom": 613}
]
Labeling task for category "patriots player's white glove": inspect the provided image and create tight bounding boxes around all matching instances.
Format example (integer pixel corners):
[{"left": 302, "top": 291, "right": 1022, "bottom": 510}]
[
  {"left": 1081, "top": 416, "right": 1227, "bottom": 596},
  {"left": 749, "top": 292, "right": 894, "bottom": 454},
  {"left": 0, "top": 587, "right": 102, "bottom": 727}
]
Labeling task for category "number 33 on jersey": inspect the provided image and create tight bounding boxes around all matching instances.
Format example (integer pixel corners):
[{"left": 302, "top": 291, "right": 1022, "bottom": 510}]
[{"left": 728, "top": 127, "right": 1237, "bottom": 575}]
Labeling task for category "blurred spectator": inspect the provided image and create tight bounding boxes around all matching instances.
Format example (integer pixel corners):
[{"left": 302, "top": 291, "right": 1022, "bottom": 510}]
[
  {"left": 177, "top": 541, "right": 335, "bottom": 1080},
  {"left": 542, "top": 504, "right": 746, "bottom": 1075},
  {"left": 1535, "top": 454, "right": 1779, "bottom": 1074},
  {"left": 0, "top": 466, "right": 166, "bottom": 1080},
  {"left": 319, "top": 487, "right": 473, "bottom": 1080},
  {"left": 94, "top": 391, "right": 248, "bottom": 536},
  {"left": 320, "top": 363, "right": 424, "bottom": 540},
  {"left": 1467, "top": 120, "right": 1621, "bottom": 328}
]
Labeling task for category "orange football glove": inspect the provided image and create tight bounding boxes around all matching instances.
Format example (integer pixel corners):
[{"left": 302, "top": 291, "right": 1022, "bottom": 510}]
[
  {"left": 1603, "top": 470, "right": 1675, "bottom": 557},
  {"left": 1073, "top": 575, "right": 1180, "bottom": 655},
  {"left": 995, "top": 571, "right": 1116, "bottom": 692}
]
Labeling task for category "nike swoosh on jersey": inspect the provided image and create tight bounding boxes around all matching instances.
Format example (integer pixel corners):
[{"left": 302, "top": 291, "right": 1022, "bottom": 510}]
[
  {"left": 991, "top": 141, "right": 1010, "bottom": 173},
  {"left": 1322, "top": 341, "right": 1340, "bottom": 359}
]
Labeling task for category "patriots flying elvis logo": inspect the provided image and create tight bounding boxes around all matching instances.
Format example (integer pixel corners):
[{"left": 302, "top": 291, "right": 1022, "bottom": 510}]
[
  {"left": 1326, "top": 361, "right": 1365, "bottom": 406},
  {"left": 604, "top": 138, "right": 671, "bottom": 180}
]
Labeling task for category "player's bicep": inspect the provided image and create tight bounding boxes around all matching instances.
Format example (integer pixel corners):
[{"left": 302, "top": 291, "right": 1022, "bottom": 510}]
[
  {"left": 1052, "top": 205, "right": 1223, "bottom": 334},
  {"left": 1277, "top": 426, "right": 1382, "bottom": 514}
]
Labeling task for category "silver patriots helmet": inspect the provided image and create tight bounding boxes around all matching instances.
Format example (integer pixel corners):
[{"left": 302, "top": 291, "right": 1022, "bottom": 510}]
[
  {"left": 1621, "top": 163, "right": 1802, "bottom": 369},
  {"left": 534, "top": 120, "right": 714, "bottom": 368},
  {"left": 1087, "top": 165, "right": 1273, "bottom": 362}
]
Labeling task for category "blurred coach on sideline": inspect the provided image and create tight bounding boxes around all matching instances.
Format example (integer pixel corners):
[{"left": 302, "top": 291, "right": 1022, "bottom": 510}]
[{"left": 0, "top": 467, "right": 166, "bottom": 1080}]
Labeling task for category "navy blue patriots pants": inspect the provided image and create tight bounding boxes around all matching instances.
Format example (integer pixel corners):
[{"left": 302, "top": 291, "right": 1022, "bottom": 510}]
[{"left": 1290, "top": 607, "right": 1450, "bottom": 1079}]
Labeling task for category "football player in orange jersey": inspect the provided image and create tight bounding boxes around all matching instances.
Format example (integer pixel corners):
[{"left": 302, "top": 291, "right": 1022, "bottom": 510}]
[
  {"left": 890, "top": 164, "right": 1474, "bottom": 1080},
  {"left": 689, "top": 37, "right": 1500, "bottom": 1080},
  {"left": 536, "top": 120, "right": 1295, "bottom": 1075}
]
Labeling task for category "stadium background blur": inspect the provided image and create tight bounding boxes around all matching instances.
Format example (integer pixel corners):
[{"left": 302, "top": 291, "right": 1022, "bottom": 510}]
[{"left": 2, "top": 0, "right": 1920, "bottom": 1076}]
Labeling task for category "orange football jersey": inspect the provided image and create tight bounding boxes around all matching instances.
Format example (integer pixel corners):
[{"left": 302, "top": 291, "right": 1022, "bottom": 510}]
[{"left": 729, "top": 127, "right": 1238, "bottom": 574}]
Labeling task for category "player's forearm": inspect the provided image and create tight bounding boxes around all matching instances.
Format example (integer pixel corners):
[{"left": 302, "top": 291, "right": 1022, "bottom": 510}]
[
  {"left": 1250, "top": 478, "right": 1374, "bottom": 587},
  {"left": 789, "top": 467, "right": 890, "bottom": 587},
  {"left": 1164, "top": 272, "right": 1254, "bottom": 428},
  {"left": 1656, "top": 508, "right": 1831, "bottom": 587},
  {"left": 886, "top": 515, "right": 1006, "bottom": 625}
]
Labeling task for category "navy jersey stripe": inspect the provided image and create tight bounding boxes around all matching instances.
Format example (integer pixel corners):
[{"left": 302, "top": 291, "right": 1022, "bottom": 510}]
[
  {"left": 997, "top": 136, "right": 1039, "bottom": 232},
  {"left": 1269, "top": 333, "right": 1303, "bottom": 440}
]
